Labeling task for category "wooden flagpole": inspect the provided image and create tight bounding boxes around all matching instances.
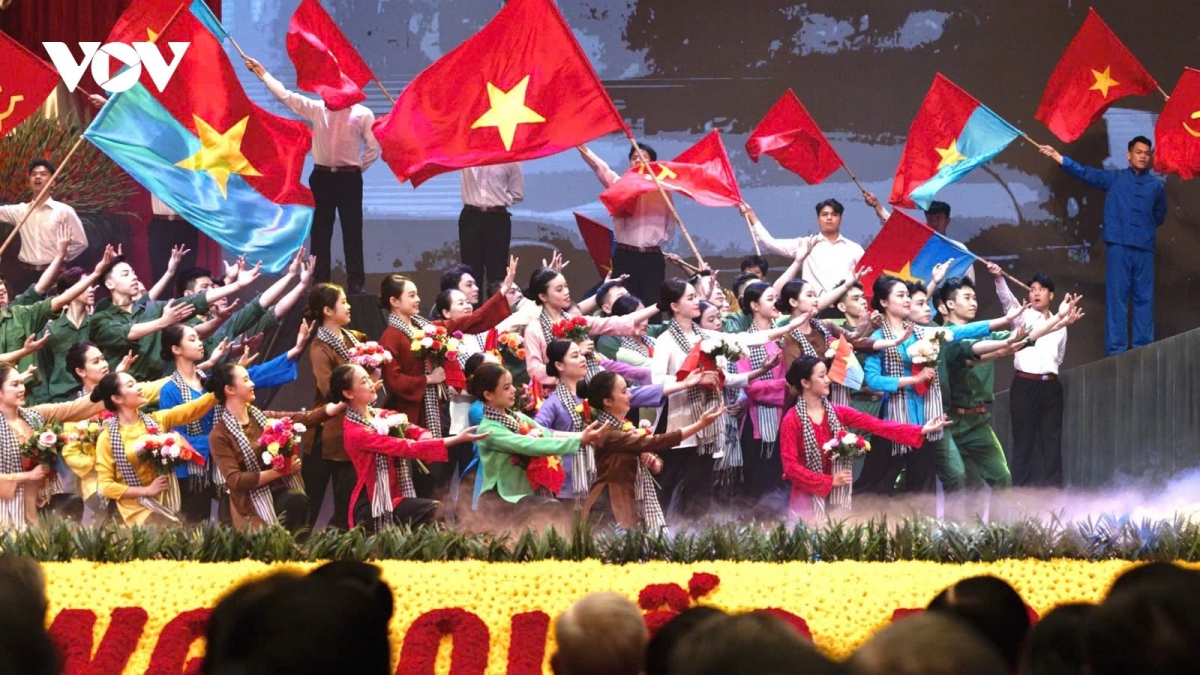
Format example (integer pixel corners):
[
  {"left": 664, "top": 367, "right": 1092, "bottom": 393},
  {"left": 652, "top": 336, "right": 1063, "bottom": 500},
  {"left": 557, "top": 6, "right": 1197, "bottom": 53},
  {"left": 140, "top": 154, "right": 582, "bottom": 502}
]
[
  {"left": 0, "top": 136, "right": 86, "bottom": 257},
  {"left": 623, "top": 135, "right": 706, "bottom": 269},
  {"left": 373, "top": 78, "right": 396, "bottom": 104}
]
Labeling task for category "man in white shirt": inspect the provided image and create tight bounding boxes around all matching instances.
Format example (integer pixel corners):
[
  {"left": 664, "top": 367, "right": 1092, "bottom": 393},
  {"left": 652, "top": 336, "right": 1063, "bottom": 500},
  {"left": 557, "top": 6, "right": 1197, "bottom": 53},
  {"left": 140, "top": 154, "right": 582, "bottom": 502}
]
[
  {"left": 578, "top": 144, "right": 674, "bottom": 307},
  {"left": 743, "top": 199, "right": 864, "bottom": 294},
  {"left": 865, "top": 194, "right": 976, "bottom": 282},
  {"left": 989, "top": 261, "right": 1074, "bottom": 488},
  {"left": 245, "top": 57, "right": 381, "bottom": 295},
  {"left": 459, "top": 163, "right": 524, "bottom": 292},
  {"left": 0, "top": 160, "right": 89, "bottom": 291}
]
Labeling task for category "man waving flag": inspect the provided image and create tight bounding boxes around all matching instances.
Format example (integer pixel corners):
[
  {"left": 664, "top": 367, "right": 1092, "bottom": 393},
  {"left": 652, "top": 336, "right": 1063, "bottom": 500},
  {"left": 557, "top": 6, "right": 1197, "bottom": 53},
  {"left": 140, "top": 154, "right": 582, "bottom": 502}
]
[{"left": 372, "top": 0, "right": 627, "bottom": 186}]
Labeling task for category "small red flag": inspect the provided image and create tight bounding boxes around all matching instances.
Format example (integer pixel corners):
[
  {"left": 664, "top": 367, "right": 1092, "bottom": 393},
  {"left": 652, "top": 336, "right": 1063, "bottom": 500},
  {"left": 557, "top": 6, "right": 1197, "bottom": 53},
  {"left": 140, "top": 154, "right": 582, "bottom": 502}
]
[
  {"left": 599, "top": 130, "right": 742, "bottom": 217},
  {"left": 745, "top": 89, "right": 843, "bottom": 185},
  {"left": 373, "top": 0, "right": 627, "bottom": 187},
  {"left": 1154, "top": 68, "right": 1200, "bottom": 180},
  {"left": 287, "top": 0, "right": 375, "bottom": 110},
  {"left": 106, "top": 0, "right": 182, "bottom": 43},
  {"left": 1035, "top": 8, "right": 1157, "bottom": 143},
  {"left": 573, "top": 212, "right": 615, "bottom": 277},
  {"left": 0, "top": 32, "right": 62, "bottom": 139}
]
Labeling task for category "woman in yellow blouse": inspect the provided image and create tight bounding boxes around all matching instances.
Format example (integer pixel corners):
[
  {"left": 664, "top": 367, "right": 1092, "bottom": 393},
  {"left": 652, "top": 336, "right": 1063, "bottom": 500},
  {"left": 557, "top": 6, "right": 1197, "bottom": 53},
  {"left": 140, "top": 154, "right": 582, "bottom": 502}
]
[
  {"left": 92, "top": 371, "right": 216, "bottom": 526},
  {"left": 0, "top": 363, "right": 108, "bottom": 528}
]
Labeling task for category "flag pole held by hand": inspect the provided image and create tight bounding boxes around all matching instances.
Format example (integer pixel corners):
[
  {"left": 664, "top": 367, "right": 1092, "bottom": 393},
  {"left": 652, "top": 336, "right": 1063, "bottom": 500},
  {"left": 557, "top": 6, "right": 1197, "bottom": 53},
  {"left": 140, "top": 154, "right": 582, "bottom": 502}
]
[{"left": 625, "top": 135, "right": 706, "bottom": 269}]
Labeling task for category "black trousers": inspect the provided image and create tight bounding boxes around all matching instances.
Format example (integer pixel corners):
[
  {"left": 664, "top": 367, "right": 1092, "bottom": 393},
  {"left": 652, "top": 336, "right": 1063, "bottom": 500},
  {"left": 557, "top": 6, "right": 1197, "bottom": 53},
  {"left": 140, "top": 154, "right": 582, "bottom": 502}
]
[
  {"left": 1009, "top": 377, "right": 1065, "bottom": 487},
  {"left": 855, "top": 438, "right": 938, "bottom": 495},
  {"left": 148, "top": 216, "right": 200, "bottom": 282},
  {"left": 611, "top": 247, "right": 666, "bottom": 308},
  {"left": 309, "top": 170, "right": 365, "bottom": 291},
  {"left": 43, "top": 493, "right": 84, "bottom": 522},
  {"left": 739, "top": 428, "right": 788, "bottom": 521},
  {"left": 272, "top": 489, "right": 310, "bottom": 533},
  {"left": 179, "top": 477, "right": 214, "bottom": 523},
  {"left": 352, "top": 493, "right": 439, "bottom": 532},
  {"left": 301, "top": 433, "right": 357, "bottom": 530},
  {"left": 414, "top": 443, "right": 474, "bottom": 502},
  {"left": 662, "top": 450, "right": 714, "bottom": 522},
  {"left": 458, "top": 207, "right": 511, "bottom": 291}
]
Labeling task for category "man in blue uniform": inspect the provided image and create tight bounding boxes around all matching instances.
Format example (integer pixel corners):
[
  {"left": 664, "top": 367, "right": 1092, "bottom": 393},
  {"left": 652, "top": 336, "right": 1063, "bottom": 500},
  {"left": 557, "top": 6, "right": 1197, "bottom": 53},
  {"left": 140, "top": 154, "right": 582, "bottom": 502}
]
[{"left": 1038, "top": 136, "right": 1166, "bottom": 355}]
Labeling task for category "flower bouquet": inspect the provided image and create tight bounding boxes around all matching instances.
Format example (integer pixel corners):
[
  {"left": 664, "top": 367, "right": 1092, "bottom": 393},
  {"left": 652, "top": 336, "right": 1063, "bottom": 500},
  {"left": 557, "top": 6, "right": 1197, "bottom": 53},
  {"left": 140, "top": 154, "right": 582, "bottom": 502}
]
[
  {"left": 677, "top": 336, "right": 742, "bottom": 390},
  {"left": 701, "top": 336, "right": 744, "bottom": 362},
  {"left": 258, "top": 417, "right": 307, "bottom": 473},
  {"left": 66, "top": 411, "right": 114, "bottom": 450},
  {"left": 349, "top": 341, "right": 393, "bottom": 370},
  {"left": 550, "top": 316, "right": 591, "bottom": 342},
  {"left": 21, "top": 422, "right": 65, "bottom": 471},
  {"left": 410, "top": 326, "right": 466, "bottom": 392},
  {"left": 514, "top": 381, "right": 544, "bottom": 416},
  {"left": 822, "top": 430, "right": 871, "bottom": 512},
  {"left": 133, "top": 432, "right": 204, "bottom": 475},
  {"left": 905, "top": 328, "right": 953, "bottom": 396},
  {"left": 371, "top": 411, "right": 429, "bottom": 474},
  {"left": 497, "top": 331, "right": 525, "bottom": 360}
]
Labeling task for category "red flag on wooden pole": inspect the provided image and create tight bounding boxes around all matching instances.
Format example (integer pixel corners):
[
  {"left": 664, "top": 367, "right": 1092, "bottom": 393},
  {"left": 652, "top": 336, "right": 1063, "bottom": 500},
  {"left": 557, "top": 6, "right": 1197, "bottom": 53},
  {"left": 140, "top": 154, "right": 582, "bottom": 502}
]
[
  {"left": 287, "top": 0, "right": 376, "bottom": 110},
  {"left": 745, "top": 89, "right": 843, "bottom": 185}
]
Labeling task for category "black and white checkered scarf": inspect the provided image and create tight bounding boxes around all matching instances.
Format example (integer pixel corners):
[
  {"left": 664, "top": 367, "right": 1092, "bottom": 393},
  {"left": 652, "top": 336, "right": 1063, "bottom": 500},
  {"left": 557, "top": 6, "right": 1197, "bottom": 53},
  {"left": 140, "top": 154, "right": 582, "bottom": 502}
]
[
  {"left": 712, "top": 354, "right": 742, "bottom": 484},
  {"left": 744, "top": 324, "right": 781, "bottom": 453},
  {"left": 106, "top": 415, "right": 181, "bottom": 522},
  {"left": 789, "top": 320, "right": 851, "bottom": 407},
  {"left": 620, "top": 335, "right": 655, "bottom": 359},
  {"left": 386, "top": 313, "right": 445, "bottom": 438},
  {"left": 0, "top": 408, "right": 46, "bottom": 527},
  {"left": 879, "top": 322, "right": 943, "bottom": 455},
  {"left": 345, "top": 406, "right": 415, "bottom": 530},
  {"left": 482, "top": 404, "right": 521, "bottom": 431},
  {"left": 316, "top": 325, "right": 359, "bottom": 363},
  {"left": 595, "top": 409, "right": 665, "bottom": 532},
  {"left": 794, "top": 396, "right": 843, "bottom": 520},
  {"left": 539, "top": 309, "right": 600, "bottom": 379},
  {"left": 554, "top": 383, "right": 594, "bottom": 496},
  {"left": 219, "top": 405, "right": 305, "bottom": 525},
  {"left": 168, "top": 370, "right": 210, "bottom": 487},
  {"left": 666, "top": 320, "right": 719, "bottom": 454}
]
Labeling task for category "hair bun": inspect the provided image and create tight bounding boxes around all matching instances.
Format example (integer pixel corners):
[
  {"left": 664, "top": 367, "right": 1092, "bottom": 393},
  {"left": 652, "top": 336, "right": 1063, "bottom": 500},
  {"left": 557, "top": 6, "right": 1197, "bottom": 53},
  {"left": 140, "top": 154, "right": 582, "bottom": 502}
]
[{"left": 89, "top": 387, "right": 104, "bottom": 403}]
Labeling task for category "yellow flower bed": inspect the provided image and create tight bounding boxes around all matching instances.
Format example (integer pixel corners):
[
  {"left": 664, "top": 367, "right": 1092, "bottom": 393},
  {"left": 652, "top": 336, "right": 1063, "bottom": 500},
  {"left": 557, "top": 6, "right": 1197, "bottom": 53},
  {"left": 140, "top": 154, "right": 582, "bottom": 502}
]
[{"left": 43, "top": 559, "right": 1155, "bottom": 674}]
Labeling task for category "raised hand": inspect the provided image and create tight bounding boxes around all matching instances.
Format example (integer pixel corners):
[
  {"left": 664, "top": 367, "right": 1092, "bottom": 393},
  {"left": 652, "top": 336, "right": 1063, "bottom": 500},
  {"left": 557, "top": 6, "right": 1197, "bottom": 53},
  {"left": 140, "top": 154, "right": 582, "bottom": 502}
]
[
  {"left": 21, "top": 332, "right": 49, "bottom": 355},
  {"left": 166, "top": 244, "right": 191, "bottom": 274},
  {"left": 930, "top": 259, "right": 954, "bottom": 286},
  {"left": 56, "top": 221, "right": 72, "bottom": 257},
  {"left": 92, "top": 245, "right": 117, "bottom": 276},
  {"left": 1037, "top": 144, "right": 1063, "bottom": 164},
  {"left": 235, "top": 261, "right": 263, "bottom": 287},
  {"left": 223, "top": 254, "right": 246, "bottom": 285},
  {"left": 1004, "top": 301, "right": 1030, "bottom": 325},
  {"left": 698, "top": 405, "right": 726, "bottom": 426},
  {"left": 862, "top": 191, "right": 880, "bottom": 208},
  {"left": 984, "top": 260, "right": 1004, "bottom": 278},
  {"left": 501, "top": 255, "right": 519, "bottom": 296},
  {"left": 116, "top": 350, "right": 138, "bottom": 374},
  {"left": 163, "top": 298, "right": 196, "bottom": 323},
  {"left": 287, "top": 246, "right": 306, "bottom": 277}
]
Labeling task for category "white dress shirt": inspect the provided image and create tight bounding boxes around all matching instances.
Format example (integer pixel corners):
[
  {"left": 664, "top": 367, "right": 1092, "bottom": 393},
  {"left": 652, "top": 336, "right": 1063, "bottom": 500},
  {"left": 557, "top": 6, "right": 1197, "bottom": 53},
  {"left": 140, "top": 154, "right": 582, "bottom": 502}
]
[
  {"left": 751, "top": 218, "right": 864, "bottom": 294},
  {"left": 0, "top": 198, "right": 88, "bottom": 266},
  {"left": 460, "top": 164, "right": 524, "bottom": 208},
  {"left": 150, "top": 195, "right": 178, "bottom": 217},
  {"left": 582, "top": 147, "right": 676, "bottom": 249},
  {"left": 994, "top": 276, "right": 1067, "bottom": 375},
  {"left": 262, "top": 73, "right": 381, "bottom": 170}
]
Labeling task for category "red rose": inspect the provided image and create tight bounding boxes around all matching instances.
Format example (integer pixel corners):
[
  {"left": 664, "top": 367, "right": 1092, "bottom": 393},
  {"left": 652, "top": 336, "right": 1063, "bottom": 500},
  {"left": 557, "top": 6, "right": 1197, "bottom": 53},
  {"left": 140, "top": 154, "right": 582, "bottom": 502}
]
[{"left": 855, "top": 438, "right": 866, "bottom": 448}]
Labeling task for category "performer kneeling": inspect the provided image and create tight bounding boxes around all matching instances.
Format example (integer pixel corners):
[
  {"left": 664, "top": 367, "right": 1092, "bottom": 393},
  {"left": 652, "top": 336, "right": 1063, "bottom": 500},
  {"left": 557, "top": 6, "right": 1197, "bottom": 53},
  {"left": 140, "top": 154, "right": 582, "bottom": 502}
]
[
  {"left": 470, "top": 362, "right": 607, "bottom": 517},
  {"left": 781, "top": 356, "right": 949, "bottom": 521},
  {"left": 581, "top": 370, "right": 723, "bottom": 531},
  {"left": 332, "top": 364, "right": 482, "bottom": 531},
  {"left": 207, "top": 364, "right": 342, "bottom": 532}
]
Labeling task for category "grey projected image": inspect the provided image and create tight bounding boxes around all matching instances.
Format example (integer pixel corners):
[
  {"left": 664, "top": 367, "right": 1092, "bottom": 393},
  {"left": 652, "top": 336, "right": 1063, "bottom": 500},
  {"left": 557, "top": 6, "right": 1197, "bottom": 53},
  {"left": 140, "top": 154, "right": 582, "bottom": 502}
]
[{"left": 222, "top": 0, "right": 1199, "bottom": 376}]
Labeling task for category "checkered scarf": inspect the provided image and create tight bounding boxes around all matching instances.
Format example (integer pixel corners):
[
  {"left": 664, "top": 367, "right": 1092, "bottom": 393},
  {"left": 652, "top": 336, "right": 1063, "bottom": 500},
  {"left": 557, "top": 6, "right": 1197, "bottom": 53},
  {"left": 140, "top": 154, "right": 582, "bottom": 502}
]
[
  {"left": 595, "top": 409, "right": 665, "bottom": 532},
  {"left": 879, "top": 322, "right": 943, "bottom": 455},
  {"left": 169, "top": 370, "right": 211, "bottom": 487},
  {"left": 0, "top": 408, "right": 47, "bottom": 527},
  {"left": 789, "top": 320, "right": 851, "bottom": 407},
  {"left": 316, "top": 326, "right": 359, "bottom": 363},
  {"left": 107, "top": 415, "right": 181, "bottom": 522},
  {"left": 540, "top": 310, "right": 600, "bottom": 379},
  {"left": 481, "top": 404, "right": 521, "bottom": 431},
  {"left": 554, "top": 383, "right": 594, "bottom": 496},
  {"left": 386, "top": 313, "right": 445, "bottom": 438},
  {"left": 744, "top": 325, "right": 781, "bottom": 451},
  {"left": 457, "top": 333, "right": 488, "bottom": 368},
  {"left": 345, "top": 406, "right": 415, "bottom": 530},
  {"left": 666, "top": 320, "right": 720, "bottom": 454},
  {"left": 219, "top": 405, "right": 305, "bottom": 525},
  {"left": 712, "top": 356, "right": 742, "bottom": 484},
  {"left": 620, "top": 335, "right": 655, "bottom": 359},
  {"left": 794, "top": 396, "right": 843, "bottom": 521}
]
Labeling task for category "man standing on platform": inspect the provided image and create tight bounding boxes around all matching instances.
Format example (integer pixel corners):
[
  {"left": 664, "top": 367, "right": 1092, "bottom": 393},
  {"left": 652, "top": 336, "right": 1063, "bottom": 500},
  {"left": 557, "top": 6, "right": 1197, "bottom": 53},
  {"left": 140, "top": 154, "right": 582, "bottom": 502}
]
[
  {"left": 0, "top": 160, "right": 89, "bottom": 291},
  {"left": 459, "top": 164, "right": 523, "bottom": 293},
  {"left": 578, "top": 144, "right": 673, "bottom": 307},
  {"left": 1037, "top": 137, "right": 1165, "bottom": 355},
  {"left": 245, "top": 57, "right": 380, "bottom": 295},
  {"left": 743, "top": 199, "right": 864, "bottom": 294}
]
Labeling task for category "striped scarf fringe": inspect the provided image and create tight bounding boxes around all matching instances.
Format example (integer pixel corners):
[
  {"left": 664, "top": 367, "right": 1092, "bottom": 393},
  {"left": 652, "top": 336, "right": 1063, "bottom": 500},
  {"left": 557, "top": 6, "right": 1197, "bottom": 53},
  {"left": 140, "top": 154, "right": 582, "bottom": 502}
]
[
  {"left": 794, "top": 396, "right": 843, "bottom": 521},
  {"left": 879, "top": 322, "right": 943, "bottom": 455},
  {"left": 107, "top": 415, "right": 182, "bottom": 523},
  {"left": 555, "top": 383, "right": 595, "bottom": 499},
  {"left": 386, "top": 313, "right": 445, "bottom": 438}
]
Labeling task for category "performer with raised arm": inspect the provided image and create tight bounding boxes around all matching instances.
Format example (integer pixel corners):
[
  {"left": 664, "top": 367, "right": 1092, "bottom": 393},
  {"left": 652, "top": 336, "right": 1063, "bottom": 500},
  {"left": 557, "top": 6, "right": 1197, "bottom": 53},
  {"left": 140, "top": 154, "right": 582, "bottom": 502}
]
[
  {"left": 0, "top": 160, "right": 89, "bottom": 290},
  {"left": 742, "top": 200, "right": 864, "bottom": 294}
]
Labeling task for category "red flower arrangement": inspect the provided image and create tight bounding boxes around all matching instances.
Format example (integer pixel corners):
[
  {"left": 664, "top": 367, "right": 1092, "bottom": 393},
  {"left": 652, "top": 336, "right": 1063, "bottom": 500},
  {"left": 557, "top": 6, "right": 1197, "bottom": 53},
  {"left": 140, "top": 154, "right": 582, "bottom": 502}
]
[
  {"left": 505, "top": 420, "right": 566, "bottom": 494},
  {"left": 397, "top": 607, "right": 489, "bottom": 675},
  {"left": 550, "top": 316, "right": 590, "bottom": 342},
  {"left": 133, "top": 432, "right": 203, "bottom": 474},
  {"left": 257, "top": 417, "right": 306, "bottom": 473}
]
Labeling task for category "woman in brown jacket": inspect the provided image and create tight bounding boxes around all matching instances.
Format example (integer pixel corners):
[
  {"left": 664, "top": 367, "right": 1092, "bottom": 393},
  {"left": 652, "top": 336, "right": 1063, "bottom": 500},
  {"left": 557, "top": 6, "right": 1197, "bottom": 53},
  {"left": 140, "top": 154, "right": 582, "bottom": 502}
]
[
  {"left": 581, "top": 371, "right": 723, "bottom": 531},
  {"left": 207, "top": 363, "right": 345, "bottom": 531},
  {"left": 301, "top": 283, "right": 366, "bottom": 529}
]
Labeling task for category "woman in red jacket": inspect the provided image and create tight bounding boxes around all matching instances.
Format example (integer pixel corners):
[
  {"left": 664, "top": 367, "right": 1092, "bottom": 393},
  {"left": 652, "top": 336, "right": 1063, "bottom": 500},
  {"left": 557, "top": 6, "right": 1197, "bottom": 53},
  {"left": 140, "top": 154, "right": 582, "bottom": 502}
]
[
  {"left": 779, "top": 356, "right": 950, "bottom": 522},
  {"left": 378, "top": 257, "right": 517, "bottom": 497}
]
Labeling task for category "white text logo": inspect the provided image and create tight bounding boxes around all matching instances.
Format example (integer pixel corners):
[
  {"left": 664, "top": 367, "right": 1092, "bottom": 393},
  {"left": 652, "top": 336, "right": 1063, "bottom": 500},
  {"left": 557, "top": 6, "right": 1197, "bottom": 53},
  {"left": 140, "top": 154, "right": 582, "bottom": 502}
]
[{"left": 43, "top": 42, "right": 190, "bottom": 93}]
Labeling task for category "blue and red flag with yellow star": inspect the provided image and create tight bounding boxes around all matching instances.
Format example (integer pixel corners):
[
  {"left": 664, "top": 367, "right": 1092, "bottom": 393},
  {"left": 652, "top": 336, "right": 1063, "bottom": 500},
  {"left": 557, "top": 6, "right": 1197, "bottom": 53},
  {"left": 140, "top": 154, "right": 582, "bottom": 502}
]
[
  {"left": 856, "top": 209, "right": 975, "bottom": 300},
  {"left": 888, "top": 74, "right": 1020, "bottom": 211},
  {"left": 84, "top": 0, "right": 314, "bottom": 272}
]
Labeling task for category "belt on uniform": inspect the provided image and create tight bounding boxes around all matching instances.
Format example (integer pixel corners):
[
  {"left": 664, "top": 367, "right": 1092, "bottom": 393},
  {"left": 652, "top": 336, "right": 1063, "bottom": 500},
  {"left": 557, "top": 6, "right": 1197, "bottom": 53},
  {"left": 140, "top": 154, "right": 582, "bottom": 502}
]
[
  {"left": 1015, "top": 370, "right": 1058, "bottom": 382},
  {"left": 152, "top": 214, "right": 184, "bottom": 222},
  {"left": 17, "top": 262, "right": 48, "bottom": 272},
  {"left": 313, "top": 164, "right": 361, "bottom": 173},
  {"left": 615, "top": 243, "right": 662, "bottom": 254},
  {"left": 851, "top": 392, "right": 882, "bottom": 402},
  {"left": 462, "top": 204, "right": 510, "bottom": 214},
  {"left": 950, "top": 406, "right": 988, "bottom": 416}
]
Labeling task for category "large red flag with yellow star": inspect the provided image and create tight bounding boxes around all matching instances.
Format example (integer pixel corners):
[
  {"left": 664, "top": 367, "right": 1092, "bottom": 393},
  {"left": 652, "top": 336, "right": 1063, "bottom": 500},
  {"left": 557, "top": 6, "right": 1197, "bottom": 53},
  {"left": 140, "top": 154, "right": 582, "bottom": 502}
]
[
  {"left": 373, "top": 0, "right": 627, "bottom": 187},
  {"left": 1154, "top": 68, "right": 1200, "bottom": 180},
  {"left": 0, "top": 32, "right": 61, "bottom": 139},
  {"left": 1035, "top": 8, "right": 1157, "bottom": 143}
]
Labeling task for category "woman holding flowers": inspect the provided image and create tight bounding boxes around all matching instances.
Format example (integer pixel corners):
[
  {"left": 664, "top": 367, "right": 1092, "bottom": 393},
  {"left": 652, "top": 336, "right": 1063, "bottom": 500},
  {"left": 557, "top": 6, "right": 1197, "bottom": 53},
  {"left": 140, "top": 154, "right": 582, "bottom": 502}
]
[
  {"left": 781, "top": 356, "right": 948, "bottom": 521},
  {"left": 0, "top": 363, "right": 108, "bottom": 527},
  {"left": 93, "top": 371, "right": 216, "bottom": 526},
  {"left": 582, "top": 370, "right": 723, "bottom": 531},
  {"left": 378, "top": 259, "right": 515, "bottom": 501},
  {"left": 159, "top": 321, "right": 312, "bottom": 523},
  {"left": 331, "top": 364, "right": 485, "bottom": 531},
  {"left": 469, "top": 362, "right": 607, "bottom": 517},
  {"left": 206, "top": 363, "right": 344, "bottom": 531}
]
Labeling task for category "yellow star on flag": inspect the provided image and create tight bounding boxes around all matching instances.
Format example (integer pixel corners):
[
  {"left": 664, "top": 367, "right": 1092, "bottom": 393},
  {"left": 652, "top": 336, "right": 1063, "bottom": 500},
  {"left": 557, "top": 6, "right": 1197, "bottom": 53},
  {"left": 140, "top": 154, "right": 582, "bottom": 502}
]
[
  {"left": 470, "top": 75, "right": 546, "bottom": 151},
  {"left": 147, "top": 27, "right": 159, "bottom": 42},
  {"left": 545, "top": 455, "right": 562, "bottom": 471},
  {"left": 1089, "top": 66, "right": 1120, "bottom": 98},
  {"left": 883, "top": 262, "right": 919, "bottom": 283},
  {"left": 935, "top": 139, "right": 967, "bottom": 170},
  {"left": 175, "top": 115, "right": 262, "bottom": 199}
]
